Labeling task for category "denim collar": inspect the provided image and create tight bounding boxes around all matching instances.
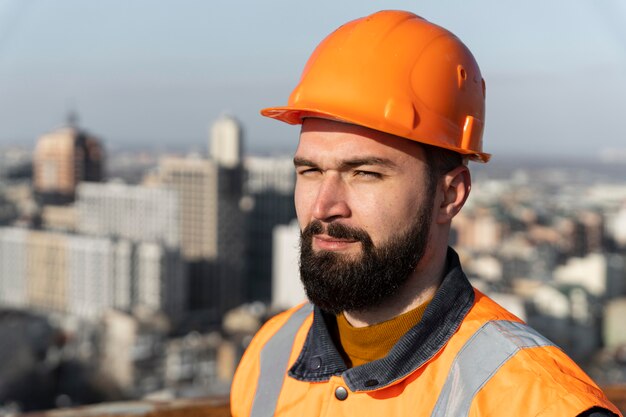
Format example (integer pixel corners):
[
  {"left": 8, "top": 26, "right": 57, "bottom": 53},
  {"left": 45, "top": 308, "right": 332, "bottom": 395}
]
[{"left": 288, "top": 247, "right": 475, "bottom": 392}]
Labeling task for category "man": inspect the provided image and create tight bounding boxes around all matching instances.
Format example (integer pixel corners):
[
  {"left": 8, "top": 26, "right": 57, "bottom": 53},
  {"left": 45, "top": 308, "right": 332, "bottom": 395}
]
[{"left": 231, "top": 10, "right": 622, "bottom": 417}]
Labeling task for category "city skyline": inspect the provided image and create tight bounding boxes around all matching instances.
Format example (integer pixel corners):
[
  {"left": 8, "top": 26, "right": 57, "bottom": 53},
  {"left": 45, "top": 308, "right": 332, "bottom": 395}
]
[
  {"left": 1, "top": 1, "right": 626, "bottom": 158},
  {"left": 1, "top": 108, "right": 626, "bottom": 411}
]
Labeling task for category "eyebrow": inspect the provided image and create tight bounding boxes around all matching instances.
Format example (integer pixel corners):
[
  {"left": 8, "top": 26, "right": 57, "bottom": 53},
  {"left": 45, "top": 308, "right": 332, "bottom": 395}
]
[
  {"left": 293, "top": 157, "right": 316, "bottom": 167},
  {"left": 293, "top": 156, "right": 397, "bottom": 170}
]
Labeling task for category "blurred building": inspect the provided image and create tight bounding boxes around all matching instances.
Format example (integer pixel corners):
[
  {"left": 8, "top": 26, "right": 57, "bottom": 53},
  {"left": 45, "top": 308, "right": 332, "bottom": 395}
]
[
  {"left": 159, "top": 157, "right": 217, "bottom": 261},
  {"left": 554, "top": 253, "right": 626, "bottom": 299},
  {"left": 97, "top": 309, "right": 170, "bottom": 397},
  {"left": 98, "top": 308, "right": 230, "bottom": 399},
  {"left": 604, "top": 298, "right": 626, "bottom": 350},
  {"left": 463, "top": 255, "right": 503, "bottom": 283},
  {"left": 98, "top": 310, "right": 137, "bottom": 391},
  {"left": 578, "top": 210, "right": 605, "bottom": 253},
  {"left": 76, "top": 182, "right": 179, "bottom": 249},
  {"left": 527, "top": 283, "right": 602, "bottom": 364},
  {"left": 0, "top": 227, "right": 185, "bottom": 320},
  {"left": 33, "top": 118, "right": 104, "bottom": 205},
  {"left": 272, "top": 220, "right": 306, "bottom": 309},
  {"left": 155, "top": 116, "right": 246, "bottom": 321},
  {"left": 0, "top": 190, "right": 18, "bottom": 225},
  {"left": 1, "top": 182, "right": 37, "bottom": 224},
  {"left": 41, "top": 204, "right": 77, "bottom": 232},
  {"left": 607, "top": 204, "right": 626, "bottom": 248},
  {"left": 557, "top": 216, "right": 601, "bottom": 258},
  {"left": 27, "top": 230, "right": 68, "bottom": 313},
  {"left": 135, "top": 243, "right": 186, "bottom": 316},
  {"left": 452, "top": 207, "right": 503, "bottom": 252},
  {"left": 209, "top": 115, "right": 242, "bottom": 170},
  {"left": 0, "top": 227, "right": 28, "bottom": 307},
  {"left": 243, "top": 156, "right": 296, "bottom": 303}
]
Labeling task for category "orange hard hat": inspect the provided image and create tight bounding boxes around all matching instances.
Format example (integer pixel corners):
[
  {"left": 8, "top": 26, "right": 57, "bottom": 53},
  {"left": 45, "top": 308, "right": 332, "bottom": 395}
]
[{"left": 261, "top": 10, "right": 490, "bottom": 162}]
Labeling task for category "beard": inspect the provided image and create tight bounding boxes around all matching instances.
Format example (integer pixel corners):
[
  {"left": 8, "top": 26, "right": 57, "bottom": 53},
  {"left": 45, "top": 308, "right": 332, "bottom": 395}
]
[{"left": 299, "top": 206, "right": 433, "bottom": 315}]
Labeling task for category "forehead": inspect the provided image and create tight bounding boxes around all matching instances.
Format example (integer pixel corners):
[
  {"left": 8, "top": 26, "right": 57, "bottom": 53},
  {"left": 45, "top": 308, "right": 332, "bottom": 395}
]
[{"left": 296, "top": 118, "right": 426, "bottom": 163}]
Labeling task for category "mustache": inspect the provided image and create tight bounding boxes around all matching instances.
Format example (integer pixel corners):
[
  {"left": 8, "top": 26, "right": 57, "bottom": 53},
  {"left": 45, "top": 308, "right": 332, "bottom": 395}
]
[{"left": 302, "top": 220, "right": 372, "bottom": 244}]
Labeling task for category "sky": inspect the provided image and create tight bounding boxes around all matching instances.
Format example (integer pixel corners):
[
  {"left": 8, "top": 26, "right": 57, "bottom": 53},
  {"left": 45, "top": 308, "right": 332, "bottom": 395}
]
[{"left": 0, "top": 0, "right": 625, "bottom": 159}]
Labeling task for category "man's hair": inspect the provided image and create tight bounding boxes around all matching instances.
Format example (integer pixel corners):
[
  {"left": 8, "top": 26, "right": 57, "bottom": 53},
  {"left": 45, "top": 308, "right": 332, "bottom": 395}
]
[{"left": 421, "top": 144, "right": 465, "bottom": 193}]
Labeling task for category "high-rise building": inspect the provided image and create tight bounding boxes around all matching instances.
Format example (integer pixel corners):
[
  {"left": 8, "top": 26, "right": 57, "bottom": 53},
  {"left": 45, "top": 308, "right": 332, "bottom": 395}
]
[
  {"left": 243, "top": 156, "right": 296, "bottom": 302},
  {"left": 209, "top": 116, "right": 246, "bottom": 316},
  {"left": 159, "top": 154, "right": 244, "bottom": 320},
  {"left": 209, "top": 115, "right": 242, "bottom": 169},
  {"left": 139, "top": 116, "right": 249, "bottom": 321},
  {"left": 33, "top": 117, "right": 104, "bottom": 205},
  {"left": 210, "top": 114, "right": 244, "bottom": 202},
  {"left": 159, "top": 156, "right": 218, "bottom": 260}
]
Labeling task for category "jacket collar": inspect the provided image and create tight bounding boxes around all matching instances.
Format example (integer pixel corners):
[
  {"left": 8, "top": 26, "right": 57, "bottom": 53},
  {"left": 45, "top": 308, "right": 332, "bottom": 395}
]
[{"left": 288, "top": 247, "right": 475, "bottom": 392}]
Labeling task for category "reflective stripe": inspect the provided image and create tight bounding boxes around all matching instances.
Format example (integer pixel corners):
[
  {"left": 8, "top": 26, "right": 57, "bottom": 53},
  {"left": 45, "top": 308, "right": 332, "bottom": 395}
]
[
  {"left": 250, "top": 303, "right": 313, "bottom": 417},
  {"left": 431, "top": 320, "right": 555, "bottom": 417}
]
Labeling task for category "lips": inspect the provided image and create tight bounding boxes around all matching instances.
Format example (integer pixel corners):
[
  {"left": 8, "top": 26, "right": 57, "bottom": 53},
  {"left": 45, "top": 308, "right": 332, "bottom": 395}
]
[
  {"left": 313, "top": 234, "right": 359, "bottom": 251},
  {"left": 314, "top": 234, "right": 358, "bottom": 243}
]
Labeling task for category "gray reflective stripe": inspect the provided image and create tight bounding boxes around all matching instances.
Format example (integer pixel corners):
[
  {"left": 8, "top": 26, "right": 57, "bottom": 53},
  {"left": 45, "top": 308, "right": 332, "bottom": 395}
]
[
  {"left": 430, "top": 320, "right": 554, "bottom": 417},
  {"left": 250, "top": 303, "right": 313, "bottom": 417}
]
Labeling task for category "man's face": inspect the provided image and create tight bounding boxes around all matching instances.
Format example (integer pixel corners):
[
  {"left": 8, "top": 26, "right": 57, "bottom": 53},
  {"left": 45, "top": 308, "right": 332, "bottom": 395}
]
[{"left": 294, "top": 118, "right": 437, "bottom": 314}]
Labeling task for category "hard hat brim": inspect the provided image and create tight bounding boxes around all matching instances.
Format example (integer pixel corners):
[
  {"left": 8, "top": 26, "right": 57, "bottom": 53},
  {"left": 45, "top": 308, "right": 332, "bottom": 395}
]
[
  {"left": 261, "top": 106, "right": 345, "bottom": 126},
  {"left": 260, "top": 106, "right": 491, "bottom": 163}
]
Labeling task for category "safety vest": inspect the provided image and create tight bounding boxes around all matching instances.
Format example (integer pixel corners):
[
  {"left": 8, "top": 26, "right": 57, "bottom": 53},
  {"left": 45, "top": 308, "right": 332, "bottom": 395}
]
[{"left": 231, "top": 252, "right": 622, "bottom": 417}]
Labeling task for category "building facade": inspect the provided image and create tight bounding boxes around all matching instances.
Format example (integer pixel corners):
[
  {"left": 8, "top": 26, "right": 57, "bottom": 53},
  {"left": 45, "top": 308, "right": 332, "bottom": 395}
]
[{"left": 33, "top": 123, "right": 104, "bottom": 205}]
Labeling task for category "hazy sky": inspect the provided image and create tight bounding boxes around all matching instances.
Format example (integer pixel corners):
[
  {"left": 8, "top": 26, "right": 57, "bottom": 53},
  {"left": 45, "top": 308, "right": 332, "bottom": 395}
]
[{"left": 1, "top": 0, "right": 625, "bottom": 158}]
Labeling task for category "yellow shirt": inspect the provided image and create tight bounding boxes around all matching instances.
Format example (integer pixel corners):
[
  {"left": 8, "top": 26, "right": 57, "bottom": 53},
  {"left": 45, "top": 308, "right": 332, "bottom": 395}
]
[{"left": 335, "top": 301, "right": 431, "bottom": 368}]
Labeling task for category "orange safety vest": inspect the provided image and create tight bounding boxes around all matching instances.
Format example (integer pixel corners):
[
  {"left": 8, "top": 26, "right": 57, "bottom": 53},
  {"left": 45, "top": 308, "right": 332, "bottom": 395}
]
[{"left": 231, "top": 250, "right": 622, "bottom": 417}]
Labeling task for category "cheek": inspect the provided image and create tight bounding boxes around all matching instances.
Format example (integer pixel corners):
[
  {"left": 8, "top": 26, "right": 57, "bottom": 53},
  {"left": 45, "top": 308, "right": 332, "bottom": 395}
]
[
  {"left": 350, "top": 190, "right": 399, "bottom": 235},
  {"left": 294, "top": 181, "right": 312, "bottom": 226},
  {"left": 366, "top": 191, "right": 425, "bottom": 236}
]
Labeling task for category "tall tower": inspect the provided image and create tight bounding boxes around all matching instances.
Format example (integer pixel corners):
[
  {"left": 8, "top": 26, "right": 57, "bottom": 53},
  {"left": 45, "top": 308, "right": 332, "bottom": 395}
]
[
  {"left": 209, "top": 114, "right": 242, "bottom": 169},
  {"left": 243, "top": 156, "right": 296, "bottom": 303},
  {"left": 159, "top": 154, "right": 244, "bottom": 322},
  {"left": 210, "top": 115, "right": 246, "bottom": 317},
  {"left": 209, "top": 114, "right": 244, "bottom": 200},
  {"left": 159, "top": 156, "right": 218, "bottom": 261},
  {"left": 33, "top": 115, "right": 104, "bottom": 205}
]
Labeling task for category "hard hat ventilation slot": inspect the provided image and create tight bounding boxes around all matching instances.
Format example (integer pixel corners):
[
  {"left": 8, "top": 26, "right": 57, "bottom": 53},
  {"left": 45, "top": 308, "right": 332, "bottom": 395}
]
[{"left": 457, "top": 65, "right": 467, "bottom": 90}]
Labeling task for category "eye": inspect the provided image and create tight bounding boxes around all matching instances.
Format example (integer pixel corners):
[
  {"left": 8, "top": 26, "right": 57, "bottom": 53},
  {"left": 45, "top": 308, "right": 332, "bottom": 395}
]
[
  {"left": 354, "top": 170, "right": 382, "bottom": 179},
  {"left": 297, "top": 167, "right": 321, "bottom": 176}
]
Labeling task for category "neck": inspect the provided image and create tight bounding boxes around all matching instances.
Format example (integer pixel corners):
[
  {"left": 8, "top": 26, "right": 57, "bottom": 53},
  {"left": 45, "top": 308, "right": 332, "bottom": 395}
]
[{"left": 343, "top": 246, "right": 447, "bottom": 328}]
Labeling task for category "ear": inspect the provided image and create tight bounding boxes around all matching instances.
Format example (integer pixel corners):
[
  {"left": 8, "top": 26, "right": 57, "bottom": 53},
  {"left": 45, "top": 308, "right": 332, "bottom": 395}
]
[{"left": 435, "top": 166, "right": 471, "bottom": 224}]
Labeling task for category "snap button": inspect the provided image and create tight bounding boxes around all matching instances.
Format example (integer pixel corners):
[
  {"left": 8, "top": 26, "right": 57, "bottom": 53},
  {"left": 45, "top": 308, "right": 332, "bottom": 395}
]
[
  {"left": 335, "top": 386, "right": 348, "bottom": 401},
  {"left": 310, "top": 356, "right": 322, "bottom": 370}
]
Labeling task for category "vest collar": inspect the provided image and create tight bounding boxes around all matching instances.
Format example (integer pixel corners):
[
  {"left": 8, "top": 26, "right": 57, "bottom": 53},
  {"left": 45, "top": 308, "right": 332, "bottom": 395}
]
[{"left": 288, "top": 247, "right": 475, "bottom": 392}]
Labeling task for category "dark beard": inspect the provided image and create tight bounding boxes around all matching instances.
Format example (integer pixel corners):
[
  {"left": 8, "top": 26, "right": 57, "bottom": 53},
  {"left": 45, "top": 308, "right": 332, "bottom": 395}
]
[{"left": 299, "top": 207, "right": 432, "bottom": 315}]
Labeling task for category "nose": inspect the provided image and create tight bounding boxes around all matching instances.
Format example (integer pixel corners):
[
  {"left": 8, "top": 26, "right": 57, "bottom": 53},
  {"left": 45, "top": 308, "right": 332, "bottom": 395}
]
[{"left": 311, "top": 174, "right": 351, "bottom": 222}]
